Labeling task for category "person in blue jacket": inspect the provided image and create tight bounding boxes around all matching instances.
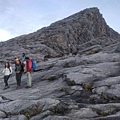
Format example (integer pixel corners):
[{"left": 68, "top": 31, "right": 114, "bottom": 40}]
[{"left": 21, "top": 53, "right": 26, "bottom": 62}]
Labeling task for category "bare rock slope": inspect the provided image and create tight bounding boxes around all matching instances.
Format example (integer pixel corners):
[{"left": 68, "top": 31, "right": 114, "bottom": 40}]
[
  {"left": 0, "top": 7, "right": 120, "bottom": 120},
  {"left": 0, "top": 7, "right": 120, "bottom": 61}
]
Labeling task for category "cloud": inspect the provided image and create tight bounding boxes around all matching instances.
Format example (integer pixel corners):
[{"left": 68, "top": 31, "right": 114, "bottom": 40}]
[
  {"left": 0, "top": 0, "right": 49, "bottom": 36},
  {"left": 0, "top": 29, "right": 15, "bottom": 41},
  {"left": 0, "top": 0, "right": 120, "bottom": 42}
]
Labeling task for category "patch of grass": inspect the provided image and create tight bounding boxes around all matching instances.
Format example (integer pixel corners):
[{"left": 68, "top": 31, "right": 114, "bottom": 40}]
[
  {"left": 48, "top": 75, "right": 57, "bottom": 81},
  {"left": 49, "top": 102, "right": 69, "bottom": 115},
  {"left": 20, "top": 104, "right": 42, "bottom": 119},
  {"left": 86, "top": 49, "right": 99, "bottom": 55},
  {"left": 83, "top": 82, "right": 93, "bottom": 90},
  {"left": 95, "top": 106, "right": 117, "bottom": 117},
  {"left": 100, "top": 93, "right": 109, "bottom": 100},
  {"left": 60, "top": 87, "right": 69, "bottom": 92},
  {"left": 66, "top": 79, "right": 75, "bottom": 86},
  {"left": 59, "top": 87, "right": 71, "bottom": 94}
]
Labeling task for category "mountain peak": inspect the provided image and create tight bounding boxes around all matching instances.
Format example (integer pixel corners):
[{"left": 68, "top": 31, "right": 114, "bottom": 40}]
[{"left": 1, "top": 7, "right": 120, "bottom": 61}]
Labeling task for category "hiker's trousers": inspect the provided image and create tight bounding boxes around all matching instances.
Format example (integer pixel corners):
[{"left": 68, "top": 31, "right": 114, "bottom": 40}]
[
  {"left": 16, "top": 72, "right": 22, "bottom": 86},
  {"left": 27, "top": 72, "right": 32, "bottom": 87},
  {"left": 4, "top": 75, "right": 10, "bottom": 87}
]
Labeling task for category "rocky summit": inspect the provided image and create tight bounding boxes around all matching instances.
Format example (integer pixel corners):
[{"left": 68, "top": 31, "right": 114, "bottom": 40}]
[{"left": 0, "top": 7, "right": 120, "bottom": 120}]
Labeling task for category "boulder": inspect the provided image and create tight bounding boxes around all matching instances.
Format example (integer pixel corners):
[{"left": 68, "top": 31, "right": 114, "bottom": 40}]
[
  {"left": 68, "top": 108, "right": 98, "bottom": 119},
  {"left": 3, "top": 115, "right": 28, "bottom": 120},
  {"left": 66, "top": 72, "right": 95, "bottom": 85},
  {"left": 0, "top": 111, "right": 6, "bottom": 118}
]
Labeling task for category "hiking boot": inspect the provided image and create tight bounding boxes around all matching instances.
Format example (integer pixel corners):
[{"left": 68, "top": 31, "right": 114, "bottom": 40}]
[
  {"left": 3, "top": 86, "right": 10, "bottom": 90},
  {"left": 3, "top": 87, "right": 7, "bottom": 90},
  {"left": 25, "top": 86, "right": 32, "bottom": 88},
  {"left": 16, "top": 86, "right": 21, "bottom": 89}
]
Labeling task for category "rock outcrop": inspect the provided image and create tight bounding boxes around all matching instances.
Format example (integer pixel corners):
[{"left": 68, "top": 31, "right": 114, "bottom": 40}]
[
  {"left": 0, "top": 7, "right": 120, "bottom": 120},
  {"left": 0, "top": 7, "right": 120, "bottom": 61}
]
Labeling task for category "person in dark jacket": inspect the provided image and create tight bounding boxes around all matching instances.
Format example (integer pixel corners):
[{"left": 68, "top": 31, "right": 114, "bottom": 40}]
[{"left": 15, "top": 59, "right": 23, "bottom": 89}]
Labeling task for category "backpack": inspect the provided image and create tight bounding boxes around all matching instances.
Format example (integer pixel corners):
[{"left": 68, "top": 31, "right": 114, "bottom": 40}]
[{"left": 31, "top": 60, "right": 37, "bottom": 71}]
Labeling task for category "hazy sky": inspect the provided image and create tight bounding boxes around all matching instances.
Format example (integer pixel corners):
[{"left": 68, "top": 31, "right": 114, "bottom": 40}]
[{"left": 0, "top": 0, "right": 120, "bottom": 41}]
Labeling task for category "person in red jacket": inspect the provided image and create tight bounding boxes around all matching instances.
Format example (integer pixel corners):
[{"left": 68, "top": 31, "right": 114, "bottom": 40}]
[{"left": 25, "top": 57, "right": 32, "bottom": 88}]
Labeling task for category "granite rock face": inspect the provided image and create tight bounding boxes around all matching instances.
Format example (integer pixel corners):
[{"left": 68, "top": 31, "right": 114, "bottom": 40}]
[
  {"left": 0, "top": 7, "right": 120, "bottom": 61},
  {"left": 0, "top": 7, "right": 120, "bottom": 120},
  {"left": 0, "top": 52, "right": 120, "bottom": 119}
]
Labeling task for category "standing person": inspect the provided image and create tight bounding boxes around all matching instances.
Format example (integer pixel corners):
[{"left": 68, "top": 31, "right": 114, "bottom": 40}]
[
  {"left": 21, "top": 53, "right": 26, "bottom": 62},
  {"left": 15, "top": 59, "right": 23, "bottom": 89},
  {"left": 2, "top": 62, "right": 12, "bottom": 90},
  {"left": 21, "top": 53, "right": 26, "bottom": 72},
  {"left": 25, "top": 57, "right": 32, "bottom": 88}
]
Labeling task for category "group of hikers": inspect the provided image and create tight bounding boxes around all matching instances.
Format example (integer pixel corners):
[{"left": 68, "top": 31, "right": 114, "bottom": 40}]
[{"left": 2, "top": 53, "right": 36, "bottom": 90}]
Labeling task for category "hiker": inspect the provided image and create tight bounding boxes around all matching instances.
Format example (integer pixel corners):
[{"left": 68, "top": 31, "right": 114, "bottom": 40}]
[
  {"left": 15, "top": 59, "right": 23, "bottom": 89},
  {"left": 21, "top": 53, "right": 26, "bottom": 62},
  {"left": 2, "top": 62, "right": 12, "bottom": 90},
  {"left": 21, "top": 53, "right": 27, "bottom": 72},
  {"left": 44, "top": 56, "right": 48, "bottom": 61},
  {"left": 25, "top": 57, "right": 32, "bottom": 88}
]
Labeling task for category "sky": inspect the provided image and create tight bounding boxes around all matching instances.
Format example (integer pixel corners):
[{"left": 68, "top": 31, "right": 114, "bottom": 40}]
[{"left": 0, "top": 0, "right": 120, "bottom": 41}]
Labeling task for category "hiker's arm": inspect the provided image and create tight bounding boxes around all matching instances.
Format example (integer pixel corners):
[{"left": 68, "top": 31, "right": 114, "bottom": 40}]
[
  {"left": 10, "top": 67, "right": 13, "bottom": 74},
  {"left": 2, "top": 69, "right": 5, "bottom": 74}
]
